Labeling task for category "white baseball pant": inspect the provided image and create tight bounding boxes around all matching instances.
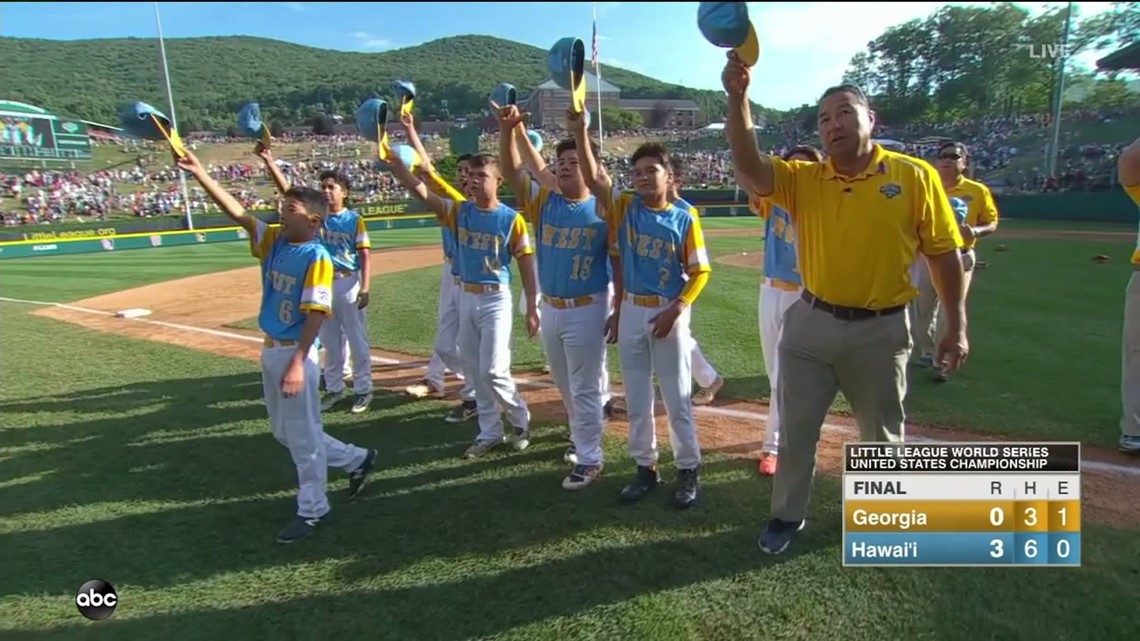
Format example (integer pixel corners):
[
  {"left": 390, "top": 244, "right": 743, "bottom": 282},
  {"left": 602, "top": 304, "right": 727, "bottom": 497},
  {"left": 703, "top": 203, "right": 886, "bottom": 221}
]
[
  {"left": 691, "top": 342, "right": 718, "bottom": 388},
  {"left": 320, "top": 271, "right": 373, "bottom": 395},
  {"left": 758, "top": 280, "right": 802, "bottom": 455},
  {"left": 618, "top": 294, "right": 701, "bottom": 470},
  {"left": 541, "top": 293, "right": 609, "bottom": 467},
  {"left": 459, "top": 285, "right": 529, "bottom": 443},
  {"left": 427, "top": 264, "right": 475, "bottom": 401},
  {"left": 911, "top": 250, "right": 976, "bottom": 359},
  {"left": 261, "top": 342, "right": 369, "bottom": 519}
]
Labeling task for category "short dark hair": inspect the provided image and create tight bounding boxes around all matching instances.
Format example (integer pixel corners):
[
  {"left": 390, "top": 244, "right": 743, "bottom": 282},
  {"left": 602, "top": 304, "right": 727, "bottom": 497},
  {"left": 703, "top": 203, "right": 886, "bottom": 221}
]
[
  {"left": 784, "top": 145, "right": 824, "bottom": 162},
  {"left": 630, "top": 142, "right": 672, "bottom": 172},
  {"left": 939, "top": 141, "right": 968, "bottom": 159},
  {"left": 554, "top": 137, "right": 599, "bottom": 158},
  {"left": 456, "top": 153, "right": 474, "bottom": 164},
  {"left": 670, "top": 155, "right": 686, "bottom": 177},
  {"left": 819, "top": 83, "right": 869, "bottom": 108},
  {"left": 318, "top": 170, "right": 350, "bottom": 192},
  {"left": 468, "top": 153, "right": 499, "bottom": 174},
  {"left": 284, "top": 187, "right": 328, "bottom": 221}
]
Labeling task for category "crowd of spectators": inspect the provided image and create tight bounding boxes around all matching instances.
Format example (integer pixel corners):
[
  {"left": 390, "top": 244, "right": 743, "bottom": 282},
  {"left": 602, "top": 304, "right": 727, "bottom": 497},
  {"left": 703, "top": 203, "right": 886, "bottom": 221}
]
[{"left": 3, "top": 106, "right": 1136, "bottom": 227}]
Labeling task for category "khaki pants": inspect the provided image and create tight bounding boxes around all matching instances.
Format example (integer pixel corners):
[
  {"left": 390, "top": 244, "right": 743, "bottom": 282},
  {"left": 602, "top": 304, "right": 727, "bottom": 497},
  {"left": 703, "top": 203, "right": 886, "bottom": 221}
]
[
  {"left": 1121, "top": 272, "right": 1140, "bottom": 438},
  {"left": 911, "top": 250, "right": 975, "bottom": 359},
  {"left": 769, "top": 296, "right": 912, "bottom": 523}
]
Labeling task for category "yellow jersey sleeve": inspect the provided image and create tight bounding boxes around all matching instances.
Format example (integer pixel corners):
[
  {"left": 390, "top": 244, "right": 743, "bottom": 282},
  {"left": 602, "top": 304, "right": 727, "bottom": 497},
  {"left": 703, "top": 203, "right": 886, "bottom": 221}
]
[
  {"left": 249, "top": 218, "right": 280, "bottom": 263},
  {"left": 1124, "top": 183, "right": 1140, "bottom": 205},
  {"left": 300, "top": 252, "right": 334, "bottom": 314},
  {"left": 606, "top": 189, "right": 634, "bottom": 258},
  {"left": 523, "top": 182, "right": 549, "bottom": 226},
  {"left": 355, "top": 215, "right": 371, "bottom": 250},
  {"left": 916, "top": 165, "right": 964, "bottom": 256},
  {"left": 426, "top": 170, "right": 466, "bottom": 202},
  {"left": 683, "top": 213, "right": 711, "bottom": 276},
  {"left": 509, "top": 213, "right": 534, "bottom": 258}
]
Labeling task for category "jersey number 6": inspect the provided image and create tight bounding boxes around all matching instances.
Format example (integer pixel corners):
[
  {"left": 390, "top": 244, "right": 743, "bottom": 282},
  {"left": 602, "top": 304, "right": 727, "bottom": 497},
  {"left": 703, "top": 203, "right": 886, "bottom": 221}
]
[{"left": 278, "top": 300, "right": 294, "bottom": 325}]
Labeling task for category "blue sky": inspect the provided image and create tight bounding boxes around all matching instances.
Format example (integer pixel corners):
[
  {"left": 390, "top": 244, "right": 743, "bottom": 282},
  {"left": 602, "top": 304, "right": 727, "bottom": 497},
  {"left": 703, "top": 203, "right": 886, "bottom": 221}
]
[{"left": 0, "top": 1, "right": 1122, "bottom": 110}]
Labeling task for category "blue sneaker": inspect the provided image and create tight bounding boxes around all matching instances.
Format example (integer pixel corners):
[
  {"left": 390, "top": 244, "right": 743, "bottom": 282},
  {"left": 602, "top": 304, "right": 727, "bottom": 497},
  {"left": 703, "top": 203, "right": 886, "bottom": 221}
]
[
  {"left": 758, "top": 518, "right": 806, "bottom": 555},
  {"left": 276, "top": 514, "right": 324, "bottom": 544}
]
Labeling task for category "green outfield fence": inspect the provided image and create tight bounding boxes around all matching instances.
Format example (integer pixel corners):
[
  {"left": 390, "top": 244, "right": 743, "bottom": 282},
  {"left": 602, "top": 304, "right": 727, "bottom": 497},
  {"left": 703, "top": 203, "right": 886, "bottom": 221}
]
[{"left": 1, "top": 188, "right": 1135, "bottom": 260}]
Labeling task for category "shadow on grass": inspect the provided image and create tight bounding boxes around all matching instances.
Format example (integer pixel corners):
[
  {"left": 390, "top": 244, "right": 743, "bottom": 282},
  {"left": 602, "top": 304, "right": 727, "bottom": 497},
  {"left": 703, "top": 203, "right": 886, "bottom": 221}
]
[
  {"left": 0, "top": 374, "right": 429, "bottom": 516},
  {"left": 6, "top": 456, "right": 847, "bottom": 641}
]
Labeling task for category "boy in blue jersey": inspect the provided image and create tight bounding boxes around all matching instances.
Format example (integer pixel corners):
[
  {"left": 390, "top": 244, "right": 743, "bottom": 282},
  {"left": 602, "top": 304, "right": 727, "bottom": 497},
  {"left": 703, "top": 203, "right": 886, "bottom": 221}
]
[
  {"left": 399, "top": 118, "right": 478, "bottom": 423},
  {"left": 750, "top": 145, "right": 823, "bottom": 477},
  {"left": 666, "top": 158, "right": 725, "bottom": 407},
  {"left": 253, "top": 147, "right": 374, "bottom": 414},
  {"left": 313, "top": 170, "right": 374, "bottom": 414},
  {"left": 175, "top": 149, "right": 377, "bottom": 544},
  {"left": 385, "top": 143, "right": 538, "bottom": 458},
  {"left": 572, "top": 114, "right": 712, "bottom": 509},
  {"left": 497, "top": 103, "right": 612, "bottom": 490}
]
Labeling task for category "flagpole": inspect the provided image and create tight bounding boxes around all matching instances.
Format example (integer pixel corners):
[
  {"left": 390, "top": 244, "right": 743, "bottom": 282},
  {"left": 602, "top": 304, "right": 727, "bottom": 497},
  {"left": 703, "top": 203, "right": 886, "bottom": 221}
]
[
  {"left": 593, "top": 2, "right": 605, "bottom": 155},
  {"left": 154, "top": 1, "right": 194, "bottom": 230}
]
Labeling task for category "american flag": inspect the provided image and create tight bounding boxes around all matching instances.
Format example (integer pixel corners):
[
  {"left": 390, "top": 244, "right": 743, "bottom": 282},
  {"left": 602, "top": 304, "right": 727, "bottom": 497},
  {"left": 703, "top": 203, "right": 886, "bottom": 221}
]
[{"left": 591, "top": 20, "right": 599, "bottom": 70}]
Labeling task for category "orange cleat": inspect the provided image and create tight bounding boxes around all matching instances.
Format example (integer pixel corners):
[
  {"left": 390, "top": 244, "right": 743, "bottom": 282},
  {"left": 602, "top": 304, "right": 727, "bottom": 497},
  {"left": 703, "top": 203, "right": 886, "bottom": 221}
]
[{"left": 758, "top": 453, "right": 777, "bottom": 476}]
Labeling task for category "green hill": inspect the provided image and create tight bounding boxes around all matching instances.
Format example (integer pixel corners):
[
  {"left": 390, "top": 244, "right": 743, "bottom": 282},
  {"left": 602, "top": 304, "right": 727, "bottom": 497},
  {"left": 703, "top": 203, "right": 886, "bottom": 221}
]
[{"left": 0, "top": 34, "right": 771, "bottom": 131}]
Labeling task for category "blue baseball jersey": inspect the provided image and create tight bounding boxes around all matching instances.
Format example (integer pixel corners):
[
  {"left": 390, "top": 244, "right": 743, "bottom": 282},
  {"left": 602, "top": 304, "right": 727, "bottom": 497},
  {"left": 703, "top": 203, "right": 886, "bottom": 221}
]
[
  {"left": 521, "top": 182, "right": 610, "bottom": 298},
  {"left": 249, "top": 219, "right": 334, "bottom": 341},
  {"left": 440, "top": 198, "right": 533, "bottom": 285},
  {"left": 752, "top": 198, "right": 801, "bottom": 286},
  {"left": 320, "top": 208, "right": 370, "bottom": 272},
  {"left": 608, "top": 189, "right": 710, "bottom": 300},
  {"left": 440, "top": 226, "right": 460, "bottom": 277}
]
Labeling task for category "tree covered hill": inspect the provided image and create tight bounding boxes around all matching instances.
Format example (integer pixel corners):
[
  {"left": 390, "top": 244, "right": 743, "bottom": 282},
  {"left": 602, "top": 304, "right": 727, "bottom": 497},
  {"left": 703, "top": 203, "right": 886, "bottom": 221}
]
[{"left": 0, "top": 34, "right": 772, "bottom": 131}]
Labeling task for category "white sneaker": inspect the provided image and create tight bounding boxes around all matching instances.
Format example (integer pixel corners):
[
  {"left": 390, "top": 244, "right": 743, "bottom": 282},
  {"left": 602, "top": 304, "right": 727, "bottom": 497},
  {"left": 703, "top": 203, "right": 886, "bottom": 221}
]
[
  {"left": 693, "top": 375, "right": 724, "bottom": 406},
  {"left": 321, "top": 389, "right": 348, "bottom": 411},
  {"left": 562, "top": 464, "right": 603, "bottom": 490},
  {"left": 405, "top": 379, "right": 445, "bottom": 399}
]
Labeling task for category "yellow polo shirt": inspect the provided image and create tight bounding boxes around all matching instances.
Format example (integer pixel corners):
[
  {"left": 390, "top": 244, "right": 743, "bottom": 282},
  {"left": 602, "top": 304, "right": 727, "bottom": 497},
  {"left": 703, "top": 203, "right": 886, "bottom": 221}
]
[
  {"left": 1126, "top": 183, "right": 1140, "bottom": 264},
  {"left": 945, "top": 176, "right": 999, "bottom": 250},
  {"left": 757, "top": 144, "right": 963, "bottom": 310}
]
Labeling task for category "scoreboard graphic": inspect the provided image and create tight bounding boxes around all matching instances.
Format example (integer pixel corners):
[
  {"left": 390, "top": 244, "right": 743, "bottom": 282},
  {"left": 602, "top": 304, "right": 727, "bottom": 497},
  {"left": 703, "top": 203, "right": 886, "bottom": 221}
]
[
  {"left": 842, "top": 442, "right": 1081, "bottom": 567},
  {"left": 0, "top": 100, "right": 93, "bottom": 162}
]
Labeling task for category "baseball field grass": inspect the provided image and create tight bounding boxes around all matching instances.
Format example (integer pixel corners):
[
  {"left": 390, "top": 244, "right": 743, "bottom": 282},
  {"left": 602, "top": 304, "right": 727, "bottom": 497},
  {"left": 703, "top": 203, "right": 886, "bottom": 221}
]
[{"left": 1, "top": 218, "right": 1138, "bottom": 639}]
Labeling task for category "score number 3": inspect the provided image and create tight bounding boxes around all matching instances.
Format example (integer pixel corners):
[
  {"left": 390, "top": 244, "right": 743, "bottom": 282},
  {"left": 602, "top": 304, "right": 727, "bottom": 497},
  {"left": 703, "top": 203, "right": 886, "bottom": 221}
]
[{"left": 989, "top": 507, "right": 1005, "bottom": 558}]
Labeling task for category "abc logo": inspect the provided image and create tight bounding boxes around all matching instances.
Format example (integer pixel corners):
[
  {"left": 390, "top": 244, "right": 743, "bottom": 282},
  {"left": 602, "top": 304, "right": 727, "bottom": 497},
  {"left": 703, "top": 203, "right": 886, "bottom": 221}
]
[{"left": 75, "top": 579, "right": 118, "bottom": 621}]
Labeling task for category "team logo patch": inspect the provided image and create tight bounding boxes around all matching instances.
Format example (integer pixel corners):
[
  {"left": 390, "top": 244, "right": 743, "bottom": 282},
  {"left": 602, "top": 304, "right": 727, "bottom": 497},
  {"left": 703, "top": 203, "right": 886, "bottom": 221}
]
[
  {"left": 236, "top": 228, "right": 249, "bottom": 240},
  {"left": 880, "top": 183, "right": 902, "bottom": 199},
  {"left": 315, "top": 288, "right": 332, "bottom": 306},
  {"left": 149, "top": 235, "right": 163, "bottom": 247}
]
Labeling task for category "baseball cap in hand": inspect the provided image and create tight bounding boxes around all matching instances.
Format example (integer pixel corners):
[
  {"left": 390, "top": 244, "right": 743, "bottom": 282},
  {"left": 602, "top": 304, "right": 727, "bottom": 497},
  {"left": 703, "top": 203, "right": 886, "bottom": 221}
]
[
  {"left": 697, "top": 2, "right": 760, "bottom": 67},
  {"left": 392, "top": 80, "right": 416, "bottom": 117},
  {"left": 548, "top": 37, "right": 587, "bottom": 113},
  {"left": 488, "top": 82, "right": 518, "bottom": 114},
  {"left": 120, "top": 101, "right": 187, "bottom": 157},
  {"left": 237, "top": 102, "right": 272, "bottom": 149},
  {"left": 949, "top": 197, "right": 969, "bottom": 225},
  {"left": 355, "top": 98, "right": 389, "bottom": 143}
]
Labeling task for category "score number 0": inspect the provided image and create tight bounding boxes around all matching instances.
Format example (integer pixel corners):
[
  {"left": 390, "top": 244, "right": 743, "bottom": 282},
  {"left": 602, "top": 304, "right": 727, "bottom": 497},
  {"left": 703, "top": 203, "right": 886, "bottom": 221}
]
[{"left": 987, "top": 505, "right": 1073, "bottom": 560}]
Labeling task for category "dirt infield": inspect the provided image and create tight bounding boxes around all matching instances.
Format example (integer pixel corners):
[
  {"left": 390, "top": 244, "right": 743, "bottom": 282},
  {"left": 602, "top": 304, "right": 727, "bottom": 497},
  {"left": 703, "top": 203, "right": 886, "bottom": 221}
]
[{"left": 31, "top": 242, "right": 1140, "bottom": 529}]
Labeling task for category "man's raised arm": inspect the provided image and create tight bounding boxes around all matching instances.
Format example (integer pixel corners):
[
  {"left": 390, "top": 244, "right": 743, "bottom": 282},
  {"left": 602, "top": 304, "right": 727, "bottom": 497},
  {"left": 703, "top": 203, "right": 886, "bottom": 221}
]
[{"left": 722, "top": 55, "right": 775, "bottom": 198}]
